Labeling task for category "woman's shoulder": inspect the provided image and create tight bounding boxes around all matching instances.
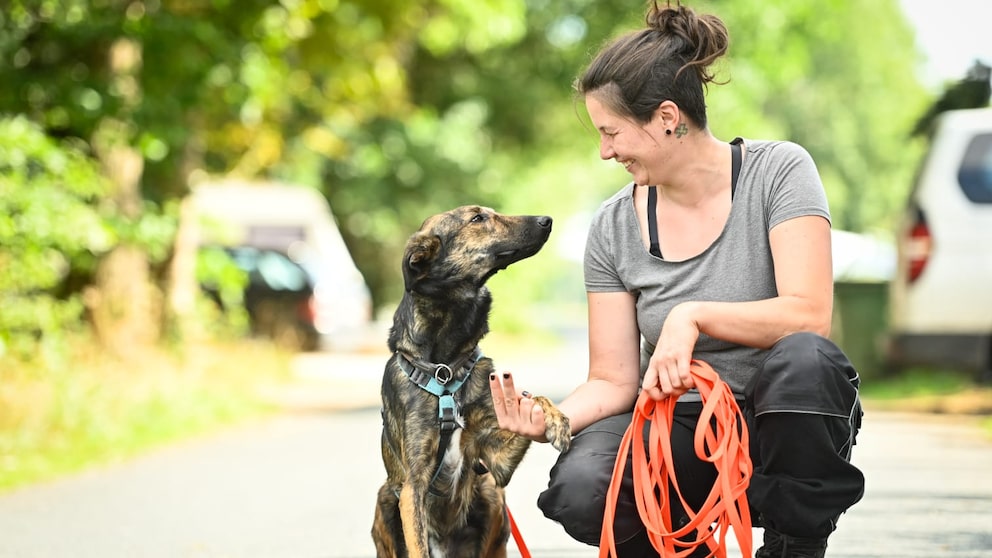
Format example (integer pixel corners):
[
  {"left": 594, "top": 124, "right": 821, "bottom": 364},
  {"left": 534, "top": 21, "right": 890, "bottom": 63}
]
[
  {"left": 600, "top": 182, "right": 635, "bottom": 207},
  {"left": 588, "top": 182, "right": 635, "bottom": 232},
  {"left": 742, "top": 139, "right": 814, "bottom": 164}
]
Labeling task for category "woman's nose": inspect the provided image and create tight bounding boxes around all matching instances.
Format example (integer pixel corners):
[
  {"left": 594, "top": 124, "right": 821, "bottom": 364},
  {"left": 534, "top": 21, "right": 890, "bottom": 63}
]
[{"left": 599, "top": 140, "right": 615, "bottom": 160}]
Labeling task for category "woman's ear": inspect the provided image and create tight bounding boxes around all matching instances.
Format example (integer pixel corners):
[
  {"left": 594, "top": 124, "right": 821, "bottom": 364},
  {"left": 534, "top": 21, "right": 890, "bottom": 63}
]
[{"left": 654, "top": 100, "right": 681, "bottom": 132}]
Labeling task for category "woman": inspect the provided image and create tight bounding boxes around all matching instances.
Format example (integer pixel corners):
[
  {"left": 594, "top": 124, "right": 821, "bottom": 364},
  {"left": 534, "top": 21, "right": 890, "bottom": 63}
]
[{"left": 490, "top": 3, "right": 865, "bottom": 557}]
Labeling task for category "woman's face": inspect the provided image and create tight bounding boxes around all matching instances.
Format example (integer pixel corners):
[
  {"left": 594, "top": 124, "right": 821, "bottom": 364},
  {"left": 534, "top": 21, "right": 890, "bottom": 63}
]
[{"left": 585, "top": 94, "right": 669, "bottom": 186}]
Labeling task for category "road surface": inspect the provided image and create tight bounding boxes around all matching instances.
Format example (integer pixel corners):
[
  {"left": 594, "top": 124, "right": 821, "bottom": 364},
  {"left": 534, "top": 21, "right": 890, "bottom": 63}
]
[{"left": 0, "top": 348, "right": 990, "bottom": 557}]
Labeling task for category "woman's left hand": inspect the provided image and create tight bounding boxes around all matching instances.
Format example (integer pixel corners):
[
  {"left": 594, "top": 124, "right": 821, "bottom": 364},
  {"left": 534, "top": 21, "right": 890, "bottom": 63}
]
[{"left": 642, "top": 302, "right": 700, "bottom": 401}]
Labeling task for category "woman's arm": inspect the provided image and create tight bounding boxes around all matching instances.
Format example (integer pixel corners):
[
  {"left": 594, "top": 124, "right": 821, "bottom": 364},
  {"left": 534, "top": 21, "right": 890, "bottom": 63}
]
[
  {"left": 490, "top": 290, "right": 643, "bottom": 440},
  {"left": 693, "top": 214, "right": 834, "bottom": 344},
  {"left": 557, "top": 291, "right": 643, "bottom": 433},
  {"left": 643, "top": 214, "right": 834, "bottom": 399}
]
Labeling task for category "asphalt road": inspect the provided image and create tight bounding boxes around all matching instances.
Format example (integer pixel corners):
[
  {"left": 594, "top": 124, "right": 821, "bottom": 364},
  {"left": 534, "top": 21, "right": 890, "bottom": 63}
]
[{"left": 0, "top": 348, "right": 990, "bottom": 558}]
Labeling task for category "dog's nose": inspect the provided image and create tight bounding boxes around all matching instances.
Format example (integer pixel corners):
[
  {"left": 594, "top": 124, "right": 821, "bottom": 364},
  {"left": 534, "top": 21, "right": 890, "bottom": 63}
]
[{"left": 537, "top": 216, "right": 553, "bottom": 228}]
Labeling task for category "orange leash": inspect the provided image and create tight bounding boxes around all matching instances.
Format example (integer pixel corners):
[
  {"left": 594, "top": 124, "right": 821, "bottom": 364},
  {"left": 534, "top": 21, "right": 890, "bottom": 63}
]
[
  {"left": 506, "top": 505, "right": 531, "bottom": 558},
  {"left": 599, "top": 360, "right": 753, "bottom": 558}
]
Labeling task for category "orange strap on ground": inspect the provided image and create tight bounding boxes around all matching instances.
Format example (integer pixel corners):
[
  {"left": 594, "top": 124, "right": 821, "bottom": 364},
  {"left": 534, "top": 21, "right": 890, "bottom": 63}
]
[
  {"left": 599, "top": 360, "right": 753, "bottom": 558},
  {"left": 506, "top": 505, "right": 532, "bottom": 558}
]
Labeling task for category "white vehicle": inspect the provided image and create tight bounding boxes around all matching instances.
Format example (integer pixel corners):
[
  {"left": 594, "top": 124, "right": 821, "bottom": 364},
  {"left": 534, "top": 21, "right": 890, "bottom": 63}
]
[
  {"left": 886, "top": 107, "right": 992, "bottom": 378},
  {"left": 192, "top": 179, "right": 373, "bottom": 351}
]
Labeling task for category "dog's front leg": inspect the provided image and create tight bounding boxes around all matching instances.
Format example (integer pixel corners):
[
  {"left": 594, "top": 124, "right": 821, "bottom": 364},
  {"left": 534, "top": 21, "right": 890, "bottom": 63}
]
[
  {"left": 481, "top": 430, "right": 531, "bottom": 488},
  {"left": 398, "top": 482, "right": 431, "bottom": 558}
]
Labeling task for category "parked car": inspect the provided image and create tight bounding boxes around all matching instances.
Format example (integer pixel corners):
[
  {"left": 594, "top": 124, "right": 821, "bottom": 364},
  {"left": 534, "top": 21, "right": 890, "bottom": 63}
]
[
  {"left": 193, "top": 180, "right": 373, "bottom": 351},
  {"left": 217, "top": 246, "right": 321, "bottom": 351},
  {"left": 886, "top": 107, "right": 992, "bottom": 379}
]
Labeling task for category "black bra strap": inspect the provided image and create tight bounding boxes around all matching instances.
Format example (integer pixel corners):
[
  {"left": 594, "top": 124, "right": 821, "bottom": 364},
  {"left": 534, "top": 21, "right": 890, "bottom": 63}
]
[
  {"left": 730, "top": 137, "right": 743, "bottom": 200},
  {"left": 647, "top": 186, "right": 662, "bottom": 258}
]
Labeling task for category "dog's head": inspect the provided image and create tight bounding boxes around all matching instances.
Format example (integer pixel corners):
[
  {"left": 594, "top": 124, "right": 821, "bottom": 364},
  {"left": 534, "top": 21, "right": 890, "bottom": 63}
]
[{"left": 402, "top": 205, "right": 552, "bottom": 296}]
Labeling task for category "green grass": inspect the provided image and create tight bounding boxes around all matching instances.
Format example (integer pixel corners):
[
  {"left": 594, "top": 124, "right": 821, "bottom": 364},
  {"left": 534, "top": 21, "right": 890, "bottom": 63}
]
[
  {"left": 859, "top": 367, "right": 992, "bottom": 439},
  {"left": 0, "top": 338, "right": 293, "bottom": 494},
  {"left": 859, "top": 367, "right": 976, "bottom": 400}
]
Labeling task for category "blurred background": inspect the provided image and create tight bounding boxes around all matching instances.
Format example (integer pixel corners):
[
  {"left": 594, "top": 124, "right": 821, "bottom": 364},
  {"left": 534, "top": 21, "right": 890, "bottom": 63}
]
[{"left": 1, "top": 0, "right": 990, "bottom": 493}]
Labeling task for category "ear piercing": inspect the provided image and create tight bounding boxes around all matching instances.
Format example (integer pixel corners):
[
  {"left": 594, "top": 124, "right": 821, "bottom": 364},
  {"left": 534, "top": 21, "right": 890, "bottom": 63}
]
[{"left": 665, "top": 129, "right": 672, "bottom": 135}]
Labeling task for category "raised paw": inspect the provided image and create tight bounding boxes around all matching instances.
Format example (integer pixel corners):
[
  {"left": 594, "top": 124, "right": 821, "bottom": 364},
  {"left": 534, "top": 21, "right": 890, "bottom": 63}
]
[{"left": 532, "top": 395, "right": 571, "bottom": 453}]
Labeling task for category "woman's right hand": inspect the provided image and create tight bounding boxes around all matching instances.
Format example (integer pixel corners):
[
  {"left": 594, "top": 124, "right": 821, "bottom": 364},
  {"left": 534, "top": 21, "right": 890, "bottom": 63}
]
[
  {"left": 489, "top": 371, "right": 550, "bottom": 443},
  {"left": 643, "top": 302, "right": 700, "bottom": 400}
]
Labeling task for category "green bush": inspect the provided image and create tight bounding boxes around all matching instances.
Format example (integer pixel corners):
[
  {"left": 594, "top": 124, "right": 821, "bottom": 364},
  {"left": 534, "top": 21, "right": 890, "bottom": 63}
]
[
  {"left": 195, "top": 246, "right": 251, "bottom": 337},
  {"left": 0, "top": 115, "right": 115, "bottom": 357}
]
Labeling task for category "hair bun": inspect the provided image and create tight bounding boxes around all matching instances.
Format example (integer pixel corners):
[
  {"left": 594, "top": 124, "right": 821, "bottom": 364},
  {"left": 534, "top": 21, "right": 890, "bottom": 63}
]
[
  {"left": 645, "top": 3, "right": 683, "bottom": 32},
  {"left": 645, "top": 2, "right": 729, "bottom": 84}
]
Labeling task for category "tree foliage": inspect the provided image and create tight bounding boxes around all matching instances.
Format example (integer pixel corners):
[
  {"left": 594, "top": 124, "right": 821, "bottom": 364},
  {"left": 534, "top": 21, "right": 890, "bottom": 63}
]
[
  {"left": 0, "top": 0, "right": 939, "bottom": 343},
  {"left": 0, "top": 116, "right": 112, "bottom": 356}
]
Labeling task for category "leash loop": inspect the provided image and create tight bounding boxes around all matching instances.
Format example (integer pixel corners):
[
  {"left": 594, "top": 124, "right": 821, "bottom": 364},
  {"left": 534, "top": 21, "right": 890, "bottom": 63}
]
[
  {"left": 434, "top": 363, "right": 453, "bottom": 384},
  {"left": 599, "top": 359, "right": 754, "bottom": 558}
]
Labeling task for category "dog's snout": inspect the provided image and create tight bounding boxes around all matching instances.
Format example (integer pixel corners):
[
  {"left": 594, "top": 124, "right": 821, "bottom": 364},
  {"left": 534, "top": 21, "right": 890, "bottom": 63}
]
[{"left": 537, "top": 216, "right": 552, "bottom": 228}]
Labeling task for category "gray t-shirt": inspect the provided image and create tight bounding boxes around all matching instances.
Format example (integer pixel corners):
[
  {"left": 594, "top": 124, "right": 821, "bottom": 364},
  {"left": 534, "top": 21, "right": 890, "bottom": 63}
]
[{"left": 583, "top": 139, "right": 831, "bottom": 397}]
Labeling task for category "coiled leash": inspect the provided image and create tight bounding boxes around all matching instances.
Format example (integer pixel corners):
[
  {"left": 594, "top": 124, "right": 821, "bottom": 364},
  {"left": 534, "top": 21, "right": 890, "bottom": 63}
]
[{"left": 599, "top": 360, "right": 753, "bottom": 558}]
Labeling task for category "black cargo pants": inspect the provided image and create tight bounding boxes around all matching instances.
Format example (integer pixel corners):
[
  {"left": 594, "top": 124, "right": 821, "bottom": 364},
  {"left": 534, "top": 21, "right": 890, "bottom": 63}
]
[{"left": 536, "top": 333, "right": 866, "bottom": 557}]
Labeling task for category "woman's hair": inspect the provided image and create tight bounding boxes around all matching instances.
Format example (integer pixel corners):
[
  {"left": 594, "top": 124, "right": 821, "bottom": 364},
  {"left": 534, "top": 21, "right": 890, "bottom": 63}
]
[{"left": 576, "top": 1, "right": 729, "bottom": 129}]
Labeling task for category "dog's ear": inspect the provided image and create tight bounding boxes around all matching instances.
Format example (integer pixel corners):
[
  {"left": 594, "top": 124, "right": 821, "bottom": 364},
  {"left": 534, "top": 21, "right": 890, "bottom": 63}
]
[{"left": 402, "top": 232, "right": 441, "bottom": 291}]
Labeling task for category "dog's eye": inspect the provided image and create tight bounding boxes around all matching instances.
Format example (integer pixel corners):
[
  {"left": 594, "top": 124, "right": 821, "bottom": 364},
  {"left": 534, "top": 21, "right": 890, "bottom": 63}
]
[{"left": 470, "top": 214, "right": 486, "bottom": 223}]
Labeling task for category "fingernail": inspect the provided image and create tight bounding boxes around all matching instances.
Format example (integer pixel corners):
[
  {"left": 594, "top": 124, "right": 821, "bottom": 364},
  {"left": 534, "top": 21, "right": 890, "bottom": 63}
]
[
  {"left": 502, "top": 373, "right": 510, "bottom": 379},
  {"left": 489, "top": 374, "right": 495, "bottom": 381},
  {"left": 521, "top": 391, "right": 531, "bottom": 398}
]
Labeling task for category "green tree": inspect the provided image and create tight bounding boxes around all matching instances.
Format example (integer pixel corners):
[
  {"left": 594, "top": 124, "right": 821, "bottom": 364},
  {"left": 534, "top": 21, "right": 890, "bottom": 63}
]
[
  {"left": 0, "top": 116, "right": 113, "bottom": 357},
  {"left": 702, "top": 0, "right": 929, "bottom": 233},
  {"left": 0, "top": 0, "right": 936, "bottom": 340}
]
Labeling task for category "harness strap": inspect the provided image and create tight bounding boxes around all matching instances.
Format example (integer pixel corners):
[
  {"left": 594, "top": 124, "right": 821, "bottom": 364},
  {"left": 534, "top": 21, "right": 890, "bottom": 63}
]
[
  {"left": 395, "top": 348, "right": 484, "bottom": 497},
  {"left": 397, "top": 346, "right": 483, "bottom": 394},
  {"left": 599, "top": 360, "right": 753, "bottom": 558}
]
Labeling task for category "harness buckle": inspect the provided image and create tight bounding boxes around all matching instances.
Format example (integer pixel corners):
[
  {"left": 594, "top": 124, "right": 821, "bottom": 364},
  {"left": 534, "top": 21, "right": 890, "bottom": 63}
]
[
  {"left": 439, "top": 401, "right": 458, "bottom": 431},
  {"left": 438, "top": 394, "right": 464, "bottom": 431},
  {"left": 434, "top": 363, "right": 453, "bottom": 385}
]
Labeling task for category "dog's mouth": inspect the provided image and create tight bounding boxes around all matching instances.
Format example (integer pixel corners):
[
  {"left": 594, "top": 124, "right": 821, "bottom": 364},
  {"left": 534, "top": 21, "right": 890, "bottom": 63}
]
[{"left": 495, "top": 249, "right": 518, "bottom": 258}]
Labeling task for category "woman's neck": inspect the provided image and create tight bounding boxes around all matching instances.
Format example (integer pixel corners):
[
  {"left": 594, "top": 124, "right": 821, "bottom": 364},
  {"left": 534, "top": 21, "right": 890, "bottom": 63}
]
[{"left": 655, "top": 134, "right": 731, "bottom": 208}]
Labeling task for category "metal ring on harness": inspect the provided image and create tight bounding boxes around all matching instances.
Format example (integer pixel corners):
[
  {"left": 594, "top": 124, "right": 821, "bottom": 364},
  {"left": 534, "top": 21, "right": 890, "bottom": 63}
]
[{"left": 434, "top": 363, "right": 453, "bottom": 385}]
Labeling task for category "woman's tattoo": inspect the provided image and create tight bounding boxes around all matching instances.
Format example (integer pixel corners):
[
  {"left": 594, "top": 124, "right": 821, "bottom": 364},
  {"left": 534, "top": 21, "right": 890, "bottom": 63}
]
[{"left": 675, "top": 123, "right": 688, "bottom": 138}]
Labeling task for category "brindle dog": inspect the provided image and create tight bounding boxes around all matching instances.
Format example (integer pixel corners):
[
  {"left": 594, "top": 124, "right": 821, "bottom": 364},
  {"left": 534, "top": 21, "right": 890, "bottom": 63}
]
[{"left": 371, "top": 205, "right": 571, "bottom": 558}]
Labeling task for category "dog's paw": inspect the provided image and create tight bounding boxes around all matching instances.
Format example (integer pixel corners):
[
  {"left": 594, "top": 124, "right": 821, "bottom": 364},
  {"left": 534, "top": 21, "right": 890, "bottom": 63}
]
[{"left": 532, "top": 395, "right": 571, "bottom": 453}]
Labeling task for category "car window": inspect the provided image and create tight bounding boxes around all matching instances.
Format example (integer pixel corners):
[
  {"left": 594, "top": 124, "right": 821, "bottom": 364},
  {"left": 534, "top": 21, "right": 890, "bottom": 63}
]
[
  {"left": 255, "top": 251, "right": 309, "bottom": 291},
  {"left": 958, "top": 133, "right": 992, "bottom": 203}
]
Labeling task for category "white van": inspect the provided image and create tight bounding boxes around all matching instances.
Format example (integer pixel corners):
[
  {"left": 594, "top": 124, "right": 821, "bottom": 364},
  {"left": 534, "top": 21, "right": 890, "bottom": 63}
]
[
  {"left": 192, "top": 179, "right": 373, "bottom": 350},
  {"left": 886, "top": 107, "right": 992, "bottom": 378}
]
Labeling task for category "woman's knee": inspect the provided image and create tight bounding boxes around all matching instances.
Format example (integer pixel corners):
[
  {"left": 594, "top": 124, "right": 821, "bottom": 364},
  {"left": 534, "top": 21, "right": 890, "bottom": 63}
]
[
  {"left": 747, "top": 332, "right": 860, "bottom": 417},
  {"left": 537, "top": 415, "right": 631, "bottom": 545}
]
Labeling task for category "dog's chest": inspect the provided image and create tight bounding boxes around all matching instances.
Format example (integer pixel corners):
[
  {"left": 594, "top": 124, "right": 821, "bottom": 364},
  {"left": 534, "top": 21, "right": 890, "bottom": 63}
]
[{"left": 436, "top": 428, "right": 465, "bottom": 489}]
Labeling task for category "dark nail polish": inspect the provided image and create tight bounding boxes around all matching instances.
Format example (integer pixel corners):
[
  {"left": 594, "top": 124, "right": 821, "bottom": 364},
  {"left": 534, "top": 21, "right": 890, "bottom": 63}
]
[
  {"left": 489, "top": 374, "right": 496, "bottom": 381},
  {"left": 503, "top": 373, "right": 510, "bottom": 379}
]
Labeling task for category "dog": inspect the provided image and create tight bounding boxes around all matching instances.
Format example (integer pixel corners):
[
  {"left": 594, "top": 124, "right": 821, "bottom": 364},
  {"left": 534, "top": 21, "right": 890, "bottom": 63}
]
[{"left": 371, "top": 205, "right": 571, "bottom": 558}]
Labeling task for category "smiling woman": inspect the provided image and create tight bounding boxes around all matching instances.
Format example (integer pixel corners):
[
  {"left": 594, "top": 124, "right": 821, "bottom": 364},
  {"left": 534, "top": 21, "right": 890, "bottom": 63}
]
[{"left": 491, "top": 4, "right": 866, "bottom": 557}]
